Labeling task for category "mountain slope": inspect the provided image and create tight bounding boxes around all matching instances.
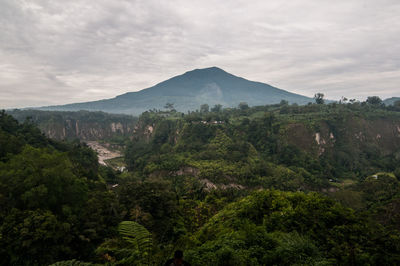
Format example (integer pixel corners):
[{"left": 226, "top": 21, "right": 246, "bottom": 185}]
[
  {"left": 39, "top": 67, "right": 313, "bottom": 115},
  {"left": 384, "top": 97, "right": 400, "bottom": 105}
]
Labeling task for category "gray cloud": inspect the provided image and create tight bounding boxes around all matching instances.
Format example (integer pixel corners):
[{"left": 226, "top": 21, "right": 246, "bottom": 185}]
[{"left": 1, "top": 0, "right": 399, "bottom": 108}]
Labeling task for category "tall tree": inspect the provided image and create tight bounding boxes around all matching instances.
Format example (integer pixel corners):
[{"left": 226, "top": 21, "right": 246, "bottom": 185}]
[
  {"left": 238, "top": 102, "right": 249, "bottom": 110},
  {"left": 211, "top": 104, "right": 222, "bottom": 112},
  {"left": 164, "top": 103, "right": 175, "bottom": 112},
  {"left": 314, "top": 93, "right": 325, "bottom": 104},
  {"left": 200, "top": 104, "right": 209, "bottom": 113},
  {"left": 366, "top": 96, "right": 382, "bottom": 105}
]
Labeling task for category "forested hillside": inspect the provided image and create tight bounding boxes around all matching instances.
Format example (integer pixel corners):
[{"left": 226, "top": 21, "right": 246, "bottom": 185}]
[
  {"left": 1, "top": 100, "right": 400, "bottom": 265},
  {"left": 0, "top": 111, "right": 119, "bottom": 265},
  {"left": 126, "top": 101, "right": 400, "bottom": 187}
]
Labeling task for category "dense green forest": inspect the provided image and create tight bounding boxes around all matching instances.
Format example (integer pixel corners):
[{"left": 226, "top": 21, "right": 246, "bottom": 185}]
[{"left": 1, "top": 99, "right": 400, "bottom": 265}]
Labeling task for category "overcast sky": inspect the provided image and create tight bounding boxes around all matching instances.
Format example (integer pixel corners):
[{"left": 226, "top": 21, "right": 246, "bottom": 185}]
[{"left": 1, "top": 0, "right": 399, "bottom": 108}]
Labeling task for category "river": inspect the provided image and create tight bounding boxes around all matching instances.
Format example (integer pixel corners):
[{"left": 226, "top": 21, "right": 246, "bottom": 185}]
[{"left": 85, "top": 141, "right": 122, "bottom": 165}]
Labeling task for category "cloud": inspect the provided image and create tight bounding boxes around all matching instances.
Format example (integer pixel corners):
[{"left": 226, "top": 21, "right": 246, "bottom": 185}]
[{"left": 1, "top": 0, "right": 399, "bottom": 108}]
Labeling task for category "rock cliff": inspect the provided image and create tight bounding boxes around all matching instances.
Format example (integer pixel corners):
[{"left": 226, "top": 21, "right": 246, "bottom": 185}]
[{"left": 7, "top": 109, "right": 138, "bottom": 140}]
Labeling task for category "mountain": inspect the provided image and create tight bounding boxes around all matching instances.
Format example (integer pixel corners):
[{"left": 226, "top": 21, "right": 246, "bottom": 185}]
[
  {"left": 38, "top": 67, "right": 314, "bottom": 115},
  {"left": 384, "top": 97, "right": 400, "bottom": 105}
]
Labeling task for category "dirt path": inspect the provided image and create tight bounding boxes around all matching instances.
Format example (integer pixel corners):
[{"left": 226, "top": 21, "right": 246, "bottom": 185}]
[{"left": 86, "top": 141, "right": 122, "bottom": 165}]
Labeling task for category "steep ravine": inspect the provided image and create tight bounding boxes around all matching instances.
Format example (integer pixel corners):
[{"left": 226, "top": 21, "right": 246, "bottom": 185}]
[
  {"left": 7, "top": 109, "right": 138, "bottom": 140},
  {"left": 85, "top": 141, "right": 122, "bottom": 166}
]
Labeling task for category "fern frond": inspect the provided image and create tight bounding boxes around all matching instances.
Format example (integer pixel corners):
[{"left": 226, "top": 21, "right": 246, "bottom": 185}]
[{"left": 118, "top": 221, "right": 153, "bottom": 260}]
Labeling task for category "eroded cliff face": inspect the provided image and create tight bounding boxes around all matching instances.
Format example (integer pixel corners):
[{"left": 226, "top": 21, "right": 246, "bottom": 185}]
[
  {"left": 284, "top": 117, "right": 400, "bottom": 157},
  {"left": 43, "top": 119, "right": 136, "bottom": 140},
  {"left": 8, "top": 110, "right": 138, "bottom": 141},
  {"left": 131, "top": 113, "right": 400, "bottom": 161}
]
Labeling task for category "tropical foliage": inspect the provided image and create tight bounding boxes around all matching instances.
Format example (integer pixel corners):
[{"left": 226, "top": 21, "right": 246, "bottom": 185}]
[{"left": 1, "top": 99, "right": 400, "bottom": 265}]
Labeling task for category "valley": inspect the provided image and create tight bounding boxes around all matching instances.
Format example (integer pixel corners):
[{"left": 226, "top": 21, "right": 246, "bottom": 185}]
[
  {"left": 85, "top": 141, "right": 122, "bottom": 166},
  {"left": 2, "top": 93, "right": 400, "bottom": 265},
  {"left": 3, "top": 1, "right": 400, "bottom": 264}
]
